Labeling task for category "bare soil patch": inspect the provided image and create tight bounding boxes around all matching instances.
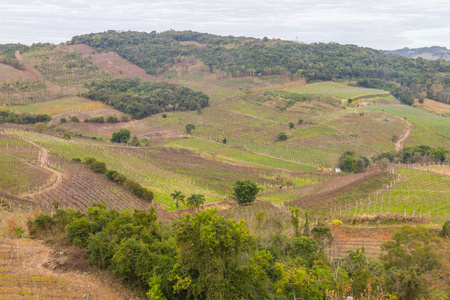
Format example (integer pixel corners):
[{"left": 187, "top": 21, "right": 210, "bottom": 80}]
[
  {"left": 0, "top": 237, "right": 135, "bottom": 299},
  {"left": 415, "top": 98, "right": 450, "bottom": 117},
  {"left": 0, "top": 64, "right": 35, "bottom": 82}
]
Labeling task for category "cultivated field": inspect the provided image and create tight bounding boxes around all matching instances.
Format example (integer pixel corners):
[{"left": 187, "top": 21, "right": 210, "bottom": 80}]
[{"left": 287, "top": 82, "right": 389, "bottom": 99}]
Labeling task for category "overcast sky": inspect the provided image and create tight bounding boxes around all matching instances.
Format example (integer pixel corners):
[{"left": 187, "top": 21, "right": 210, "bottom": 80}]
[{"left": 0, "top": 0, "right": 449, "bottom": 50}]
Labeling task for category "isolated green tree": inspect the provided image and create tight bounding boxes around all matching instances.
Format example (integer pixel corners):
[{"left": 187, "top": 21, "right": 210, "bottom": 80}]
[
  {"left": 185, "top": 124, "right": 196, "bottom": 134},
  {"left": 276, "top": 132, "right": 288, "bottom": 141},
  {"left": 233, "top": 180, "right": 260, "bottom": 204},
  {"left": 288, "top": 122, "right": 295, "bottom": 129},
  {"left": 111, "top": 129, "right": 131, "bottom": 143},
  {"left": 298, "top": 119, "right": 303, "bottom": 125}
]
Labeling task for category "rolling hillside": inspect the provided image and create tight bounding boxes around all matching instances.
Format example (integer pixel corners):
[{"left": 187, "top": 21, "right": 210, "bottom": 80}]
[{"left": 0, "top": 31, "right": 449, "bottom": 300}]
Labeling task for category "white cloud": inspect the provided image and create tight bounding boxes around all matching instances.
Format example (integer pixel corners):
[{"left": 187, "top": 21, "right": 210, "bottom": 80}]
[{"left": 0, "top": 0, "right": 448, "bottom": 49}]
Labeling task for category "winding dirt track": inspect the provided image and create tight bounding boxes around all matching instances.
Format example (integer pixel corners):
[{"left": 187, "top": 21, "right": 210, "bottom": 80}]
[
  {"left": 19, "top": 138, "right": 65, "bottom": 199},
  {"left": 395, "top": 118, "right": 412, "bottom": 151}
]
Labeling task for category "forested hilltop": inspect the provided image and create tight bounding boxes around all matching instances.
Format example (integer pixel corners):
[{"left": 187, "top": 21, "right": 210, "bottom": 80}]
[{"left": 70, "top": 30, "right": 450, "bottom": 104}]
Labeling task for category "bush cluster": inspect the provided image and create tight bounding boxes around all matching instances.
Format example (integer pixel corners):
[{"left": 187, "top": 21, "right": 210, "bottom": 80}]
[
  {"left": 0, "top": 110, "right": 51, "bottom": 124},
  {"left": 84, "top": 157, "right": 153, "bottom": 201}
]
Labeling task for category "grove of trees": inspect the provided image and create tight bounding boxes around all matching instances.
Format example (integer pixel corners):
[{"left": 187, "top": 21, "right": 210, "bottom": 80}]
[{"left": 84, "top": 78, "right": 209, "bottom": 119}]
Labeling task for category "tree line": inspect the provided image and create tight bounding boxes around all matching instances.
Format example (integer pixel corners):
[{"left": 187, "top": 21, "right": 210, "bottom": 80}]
[
  {"left": 0, "top": 110, "right": 51, "bottom": 124},
  {"left": 83, "top": 78, "right": 209, "bottom": 119},
  {"left": 79, "top": 156, "right": 153, "bottom": 201}
]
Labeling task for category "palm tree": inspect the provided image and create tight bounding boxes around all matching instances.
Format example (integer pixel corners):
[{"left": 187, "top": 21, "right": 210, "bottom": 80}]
[
  {"left": 171, "top": 190, "right": 185, "bottom": 215},
  {"left": 186, "top": 194, "right": 205, "bottom": 212}
]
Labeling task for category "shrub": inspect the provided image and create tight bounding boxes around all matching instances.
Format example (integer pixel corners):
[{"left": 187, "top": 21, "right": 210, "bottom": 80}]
[
  {"left": 288, "top": 122, "right": 294, "bottom": 129},
  {"left": 106, "top": 115, "right": 119, "bottom": 123},
  {"left": 34, "top": 122, "right": 46, "bottom": 132},
  {"left": 113, "top": 174, "right": 127, "bottom": 185},
  {"left": 90, "top": 161, "right": 107, "bottom": 174},
  {"left": 84, "top": 116, "right": 105, "bottom": 123},
  {"left": 60, "top": 117, "right": 67, "bottom": 123},
  {"left": 70, "top": 116, "right": 80, "bottom": 122},
  {"left": 162, "top": 114, "right": 167, "bottom": 118},
  {"left": 332, "top": 220, "right": 343, "bottom": 226},
  {"left": 298, "top": 119, "right": 303, "bottom": 125},
  {"left": 84, "top": 157, "right": 97, "bottom": 165},
  {"left": 276, "top": 132, "right": 287, "bottom": 141},
  {"left": 106, "top": 170, "right": 119, "bottom": 180}
]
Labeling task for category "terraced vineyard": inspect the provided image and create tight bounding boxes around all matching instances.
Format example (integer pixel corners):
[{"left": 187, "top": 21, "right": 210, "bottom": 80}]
[
  {"left": 30, "top": 155, "right": 154, "bottom": 212},
  {"left": 346, "top": 168, "right": 450, "bottom": 223},
  {"left": 0, "top": 133, "right": 51, "bottom": 195}
]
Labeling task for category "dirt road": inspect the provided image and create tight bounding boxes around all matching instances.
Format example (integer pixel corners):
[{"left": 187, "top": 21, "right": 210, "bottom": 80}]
[{"left": 395, "top": 119, "right": 412, "bottom": 151}]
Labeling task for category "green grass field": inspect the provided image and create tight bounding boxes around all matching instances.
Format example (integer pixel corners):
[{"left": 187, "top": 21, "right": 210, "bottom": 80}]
[
  {"left": 366, "top": 105, "right": 450, "bottom": 137},
  {"left": 287, "top": 82, "right": 388, "bottom": 99}
]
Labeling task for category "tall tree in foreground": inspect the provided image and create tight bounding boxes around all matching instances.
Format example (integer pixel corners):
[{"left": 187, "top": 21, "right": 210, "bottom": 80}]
[{"left": 170, "top": 209, "right": 272, "bottom": 299}]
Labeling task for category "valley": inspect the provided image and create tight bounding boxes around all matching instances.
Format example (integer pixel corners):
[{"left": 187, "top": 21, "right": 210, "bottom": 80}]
[{"left": 0, "top": 32, "right": 449, "bottom": 299}]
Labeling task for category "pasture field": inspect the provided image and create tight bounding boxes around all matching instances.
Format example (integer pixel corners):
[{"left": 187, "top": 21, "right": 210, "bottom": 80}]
[
  {"left": 347, "top": 168, "right": 450, "bottom": 223},
  {"left": 365, "top": 105, "right": 450, "bottom": 137},
  {"left": 7, "top": 97, "right": 108, "bottom": 116},
  {"left": 287, "top": 82, "right": 388, "bottom": 99},
  {"left": 404, "top": 126, "right": 450, "bottom": 149}
]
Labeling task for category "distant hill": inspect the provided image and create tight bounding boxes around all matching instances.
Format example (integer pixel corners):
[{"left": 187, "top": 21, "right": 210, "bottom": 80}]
[
  {"left": 69, "top": 30, "right": 450, "bottom": 105},
  {"left": 387, "top": 46, "right": 450, "bottom": 61}
]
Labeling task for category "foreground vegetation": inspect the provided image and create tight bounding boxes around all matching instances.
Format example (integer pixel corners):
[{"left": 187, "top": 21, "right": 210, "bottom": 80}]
[{"left": 27, "top": 203, "right": 449, "bottom": 299}]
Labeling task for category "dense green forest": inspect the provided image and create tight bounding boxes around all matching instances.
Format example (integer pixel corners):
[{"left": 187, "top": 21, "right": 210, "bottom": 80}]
[
  {"left": 83, "top": 78, "right": 209, "bottom": 119},
  {"left": 28, "top": 204, "right": 446, "bottom": 299},
  {"left": 70, "top": 30, "right": 450, "bottom": 104}
]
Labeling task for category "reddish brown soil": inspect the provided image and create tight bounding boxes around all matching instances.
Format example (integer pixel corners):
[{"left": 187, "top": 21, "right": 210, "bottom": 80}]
[
  {"left": 0, "top": 237, "right": 137, "bottom": 299},
  {"left": 66, "top": 44, "right": 159, "bottom": 81}
]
